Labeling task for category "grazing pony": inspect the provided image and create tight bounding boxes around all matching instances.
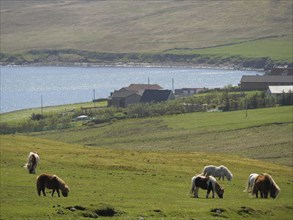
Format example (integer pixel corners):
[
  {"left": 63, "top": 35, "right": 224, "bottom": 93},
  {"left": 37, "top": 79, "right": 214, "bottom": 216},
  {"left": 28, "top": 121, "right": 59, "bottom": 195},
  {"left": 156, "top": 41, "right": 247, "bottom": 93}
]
[
  {"left": 252, "top": 173, "right": 280, "bottom": 199},
  {"left": 24, "top": 152, "right": 40, "bottom": 174},
  {"left": 36, "top": 174, "right": 69, "bottom": 197},
  {"left": 190, "top": 175, "right": 224, "bottom": 198},
  {"left": 243, "top": 173, "right": 259, "bottom": 193},
  {"left": 203, "top": 165, "right": 233, "bottom": 181}
]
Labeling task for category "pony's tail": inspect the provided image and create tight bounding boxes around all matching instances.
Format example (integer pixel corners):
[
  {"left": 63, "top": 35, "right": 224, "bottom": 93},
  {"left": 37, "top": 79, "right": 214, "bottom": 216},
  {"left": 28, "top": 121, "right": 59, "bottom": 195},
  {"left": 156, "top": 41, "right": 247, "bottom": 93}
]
[
  {"left": 251, "top": 179, "right": 257, "bottom": 196},
  {"left": 23, "top": 163, "right": 29, "bottom": 170},
  {"left": 243, "top": 178, "right": 250, "bottom": 192},
  {"left": 189, "top": 177, "right": 196, "bottom": 195},
  {"left": 36, "top": 176, "right": 41, "bottom": 196}
]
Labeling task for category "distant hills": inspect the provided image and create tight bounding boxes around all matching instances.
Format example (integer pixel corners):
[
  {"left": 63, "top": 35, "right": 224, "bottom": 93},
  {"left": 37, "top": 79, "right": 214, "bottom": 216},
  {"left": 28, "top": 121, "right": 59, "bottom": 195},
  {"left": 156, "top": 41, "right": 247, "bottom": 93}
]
[{"left": 1, "top": 0, "right": 292, "bottom": 68}]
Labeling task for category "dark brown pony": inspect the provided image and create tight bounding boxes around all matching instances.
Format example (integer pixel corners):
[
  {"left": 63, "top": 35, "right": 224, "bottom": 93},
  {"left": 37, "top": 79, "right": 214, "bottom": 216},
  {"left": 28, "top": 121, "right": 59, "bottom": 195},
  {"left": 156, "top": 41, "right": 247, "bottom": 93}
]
[
  {"left": 36, "top": 174, "right": 69, "bottom": 197},
  {"left": 190, "top": 175, "right": 224, "bottom": 198},
  {"left": 252, "top": 173, "right": 280, "bottom": 199}
]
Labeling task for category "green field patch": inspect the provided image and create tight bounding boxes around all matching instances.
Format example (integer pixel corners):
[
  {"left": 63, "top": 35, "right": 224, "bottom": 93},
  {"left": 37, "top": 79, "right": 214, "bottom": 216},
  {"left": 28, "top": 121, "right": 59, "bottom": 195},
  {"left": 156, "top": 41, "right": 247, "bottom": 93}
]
[
  {"left": 1, "top": 134, "right": 292, "bottom": 219},
  {"left": 167, "top": 35, "right": 293, "bottom": 63},
  {"left": 27, "top": 106, "right": 293, "bottom": 166}
]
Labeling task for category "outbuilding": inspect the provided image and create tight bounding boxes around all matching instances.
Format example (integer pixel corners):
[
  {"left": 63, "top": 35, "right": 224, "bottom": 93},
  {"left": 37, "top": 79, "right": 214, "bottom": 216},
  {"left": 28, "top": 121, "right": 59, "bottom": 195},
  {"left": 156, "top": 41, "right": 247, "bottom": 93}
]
[
  {"left": 266, "top": 85, "right": 293, "bottom": 95},
  {"left": 240, "top": 75, "right": 293, "bottom": 90}
]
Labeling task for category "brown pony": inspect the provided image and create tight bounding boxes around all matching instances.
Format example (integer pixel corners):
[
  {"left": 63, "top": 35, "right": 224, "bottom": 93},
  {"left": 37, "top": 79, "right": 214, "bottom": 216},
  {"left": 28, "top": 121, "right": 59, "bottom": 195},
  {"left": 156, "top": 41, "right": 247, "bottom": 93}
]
[
  {"left": 190, "top": 175, "right": 224, "bottom": 198},
  {"left": 252, "top": 173, "right": 280, "bottom": 199},
  {"left": 36, "top": 174, "right": 69, "bottom": 197}
]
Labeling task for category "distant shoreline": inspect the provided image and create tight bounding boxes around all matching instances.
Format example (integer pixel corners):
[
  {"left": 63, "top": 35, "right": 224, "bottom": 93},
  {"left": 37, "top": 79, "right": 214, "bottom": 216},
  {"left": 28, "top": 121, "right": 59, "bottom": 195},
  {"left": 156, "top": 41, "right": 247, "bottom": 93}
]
[
  {"left": 0, "top": 62, "right": 265, "bottom": 72},
  {"left": 1, "top": 49, "right": 286, "bottom": 71}
]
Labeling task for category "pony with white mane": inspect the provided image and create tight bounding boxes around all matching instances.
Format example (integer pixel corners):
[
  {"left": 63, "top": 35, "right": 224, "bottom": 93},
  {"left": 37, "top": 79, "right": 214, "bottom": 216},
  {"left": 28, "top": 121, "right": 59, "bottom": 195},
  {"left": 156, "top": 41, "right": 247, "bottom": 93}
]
[
  {"left": 203, "top": 165, "right": 233, "bottom": 181},
  {"left": 24, "top": 152, "right": 40, "bottom": 174},
  {"left": 243, "top": 173, "right": 259, "bottom": 193},
  {"left": 190, "top": 175, "right": 224, "bottom": 199},
  {"left": 252, "top": 173, "right": 280, "bottom": 199}
]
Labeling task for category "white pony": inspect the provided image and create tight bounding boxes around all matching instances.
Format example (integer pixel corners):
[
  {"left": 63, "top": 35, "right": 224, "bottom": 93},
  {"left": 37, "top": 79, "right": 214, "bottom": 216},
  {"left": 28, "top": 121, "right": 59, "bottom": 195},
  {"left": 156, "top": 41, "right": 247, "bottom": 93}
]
[
  {"left": 202, "top": 165, "right": 233, "bottom": 181},
  {"left": 24, "top": 152, "right": 40, "bottom": 174},
  {"left": 243, "top": 173, "right": 259, "bottom": 193}
]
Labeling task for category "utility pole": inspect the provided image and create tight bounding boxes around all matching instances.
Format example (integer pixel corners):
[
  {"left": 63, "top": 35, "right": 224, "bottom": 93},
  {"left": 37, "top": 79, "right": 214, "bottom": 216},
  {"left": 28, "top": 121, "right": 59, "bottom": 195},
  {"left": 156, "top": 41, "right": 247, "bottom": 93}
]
[
  {"left": 93, "top": 89, "right": 96, "bottom": 107},
  {"left": 41, "top": 95, "right": 43, "bottom": 114},
  {"left": 245, "top": 92, "right": 248, "bottom": 118}
]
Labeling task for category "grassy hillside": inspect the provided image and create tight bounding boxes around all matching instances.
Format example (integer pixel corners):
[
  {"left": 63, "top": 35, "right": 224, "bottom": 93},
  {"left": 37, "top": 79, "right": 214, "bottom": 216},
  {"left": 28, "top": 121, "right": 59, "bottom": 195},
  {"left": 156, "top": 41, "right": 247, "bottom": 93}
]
[
  {"left": 1, "top": 135, "right": 292, "bottom": 219},
  {"left": 1, "top": 0, "right": 292, "bottom": 66},
  {"left": 28, "top": 106, "right": 293, "bottom": 167},
  {"left": 1, "top": 101, "right": 106, "bottom": 125},
  {"left": 167, "top": 34, "right": 293, "bottom": 63}
]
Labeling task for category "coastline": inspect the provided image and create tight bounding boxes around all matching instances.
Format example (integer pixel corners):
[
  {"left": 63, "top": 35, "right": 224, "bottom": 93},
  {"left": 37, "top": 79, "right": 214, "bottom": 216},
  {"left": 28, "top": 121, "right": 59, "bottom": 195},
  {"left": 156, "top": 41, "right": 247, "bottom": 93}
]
[
  {"left": 0, "top": 61, "right": 265, "bottom": 72},
  {"left": 2, "top": 49, "right": 287, "bottom": 71}
]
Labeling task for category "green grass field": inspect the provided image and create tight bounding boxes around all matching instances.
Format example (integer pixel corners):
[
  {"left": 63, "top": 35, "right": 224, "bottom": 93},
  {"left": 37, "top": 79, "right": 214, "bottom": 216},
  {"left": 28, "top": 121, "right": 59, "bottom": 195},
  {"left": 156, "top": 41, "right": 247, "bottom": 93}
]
[
  {"left": 167, "top": 35, "right": 293, "bottom": 63},
  {"left": 1, "top": 135, "right": 292, "bottom": 219},
  {"left": 0, "top": 101, "right": 106, "bottom": 124},
  {"left": 29, "top": 106, "right": 293, "bottom": 167},
  {"left": 1, "top": 106, "right": 292, "bottom": 219}
]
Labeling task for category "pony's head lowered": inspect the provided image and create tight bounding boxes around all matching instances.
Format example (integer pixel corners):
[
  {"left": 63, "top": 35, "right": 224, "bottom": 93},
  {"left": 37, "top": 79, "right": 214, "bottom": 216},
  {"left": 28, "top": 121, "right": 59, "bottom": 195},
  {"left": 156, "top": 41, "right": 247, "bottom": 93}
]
[
  {"left": 53, "top": 175, "right": 70, "bottom": 197},
  {"left": 209, "top": 176, "right": 224, "bottom": 198},
  {"left": 215, "top": 184, "right": 224, "bottom": 198},
  {"left": 220, "top": 165, "right": 233, "bottom": 181},
  {"left": 264, "top": 173, "right": 280, "bottom": 199}
]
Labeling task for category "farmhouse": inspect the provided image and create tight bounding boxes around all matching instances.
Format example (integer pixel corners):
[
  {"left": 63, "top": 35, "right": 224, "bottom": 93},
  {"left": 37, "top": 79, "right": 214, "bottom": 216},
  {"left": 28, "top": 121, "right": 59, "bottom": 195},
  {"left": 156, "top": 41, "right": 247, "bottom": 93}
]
[
  {"left": 108, "top": 83, "right": 173, "bottom": 107},
  {"left": 240, "top": 75, "right": 293, "bottom": 90},
  {"left": 108, "top": 89, "right": 142, "bottom": 108},
  {"left": 140, "top": 89, "right": 175, "bottom": 103}
]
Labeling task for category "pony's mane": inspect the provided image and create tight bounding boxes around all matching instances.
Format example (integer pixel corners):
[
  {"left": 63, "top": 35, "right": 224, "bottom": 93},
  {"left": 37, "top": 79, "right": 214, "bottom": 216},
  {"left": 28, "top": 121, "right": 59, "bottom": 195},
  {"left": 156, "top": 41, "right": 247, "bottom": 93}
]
[
  {"left": 207, "top": 175, "right": 216, "bottom": 190},
  {"left": 53, "top": 175, "right": 69, "bottom": 192},
  {"left": 214, "top": 182, "right": 224, "bottom": 195},
  {"left": 208, "top": 176, "right": 223, "bottom": 195},
  {"left": 263, "top": 173, "right": 280, "bottom": 191}
]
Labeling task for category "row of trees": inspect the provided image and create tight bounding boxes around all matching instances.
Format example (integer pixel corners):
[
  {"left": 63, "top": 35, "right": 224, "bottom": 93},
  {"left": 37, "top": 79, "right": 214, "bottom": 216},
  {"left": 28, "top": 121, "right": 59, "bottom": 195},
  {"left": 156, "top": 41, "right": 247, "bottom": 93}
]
[{"left": 1, "top": 89, "right": 292, "bottom": 134}]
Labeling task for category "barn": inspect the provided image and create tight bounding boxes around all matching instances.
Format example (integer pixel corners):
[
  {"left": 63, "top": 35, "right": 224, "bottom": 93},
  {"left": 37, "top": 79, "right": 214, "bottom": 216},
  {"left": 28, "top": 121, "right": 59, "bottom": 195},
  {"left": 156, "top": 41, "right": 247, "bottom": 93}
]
[{"left": 240, "top": 75, "right": 293, "bottom": 90}]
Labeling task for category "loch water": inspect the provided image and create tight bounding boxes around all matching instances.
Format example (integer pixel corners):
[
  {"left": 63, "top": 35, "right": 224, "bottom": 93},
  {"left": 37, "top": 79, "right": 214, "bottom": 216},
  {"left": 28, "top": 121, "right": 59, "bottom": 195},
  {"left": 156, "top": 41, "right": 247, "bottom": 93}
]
[{"left": 0, "top": 66, "right": 262, "bottom": 113}]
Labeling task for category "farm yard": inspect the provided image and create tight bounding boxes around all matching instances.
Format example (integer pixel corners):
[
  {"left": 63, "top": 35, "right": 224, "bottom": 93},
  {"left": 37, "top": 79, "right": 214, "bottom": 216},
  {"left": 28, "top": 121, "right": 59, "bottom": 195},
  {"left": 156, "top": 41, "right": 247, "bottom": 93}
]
[{"left": 1, "top": 106, "right": 292, "bottom": 219}]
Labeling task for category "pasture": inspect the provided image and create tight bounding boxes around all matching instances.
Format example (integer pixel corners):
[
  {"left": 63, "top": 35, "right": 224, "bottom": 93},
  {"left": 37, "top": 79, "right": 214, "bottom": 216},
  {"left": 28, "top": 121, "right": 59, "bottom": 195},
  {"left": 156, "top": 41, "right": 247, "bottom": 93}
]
[
  {"left": 1, "top": 101, "right": 105, "bottom": 124},
  {"left": 30, "top": 106, "right": 293, "bottom": 167},
  {"left": 0, "top": 135, "right": 292, "bottom": 219},
  {"left": 168, "top": 34, "right": 293, "bottom": 63},
  {"left": 1, "top": 106, "right": 293, "bottom": 219}
]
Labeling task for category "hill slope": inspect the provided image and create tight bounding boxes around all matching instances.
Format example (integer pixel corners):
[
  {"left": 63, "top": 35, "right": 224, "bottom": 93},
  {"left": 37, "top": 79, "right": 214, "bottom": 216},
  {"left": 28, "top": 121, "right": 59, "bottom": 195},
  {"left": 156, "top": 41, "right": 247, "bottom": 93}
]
[
  {"left": 1, "top": 0, "right": 292, "bottom": 67},
  {"left": 29, "top": 106, "right": 293, "bottom": 167},
  {"left": 1, "top": 135, "right": 292, "bottom": 219}
]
